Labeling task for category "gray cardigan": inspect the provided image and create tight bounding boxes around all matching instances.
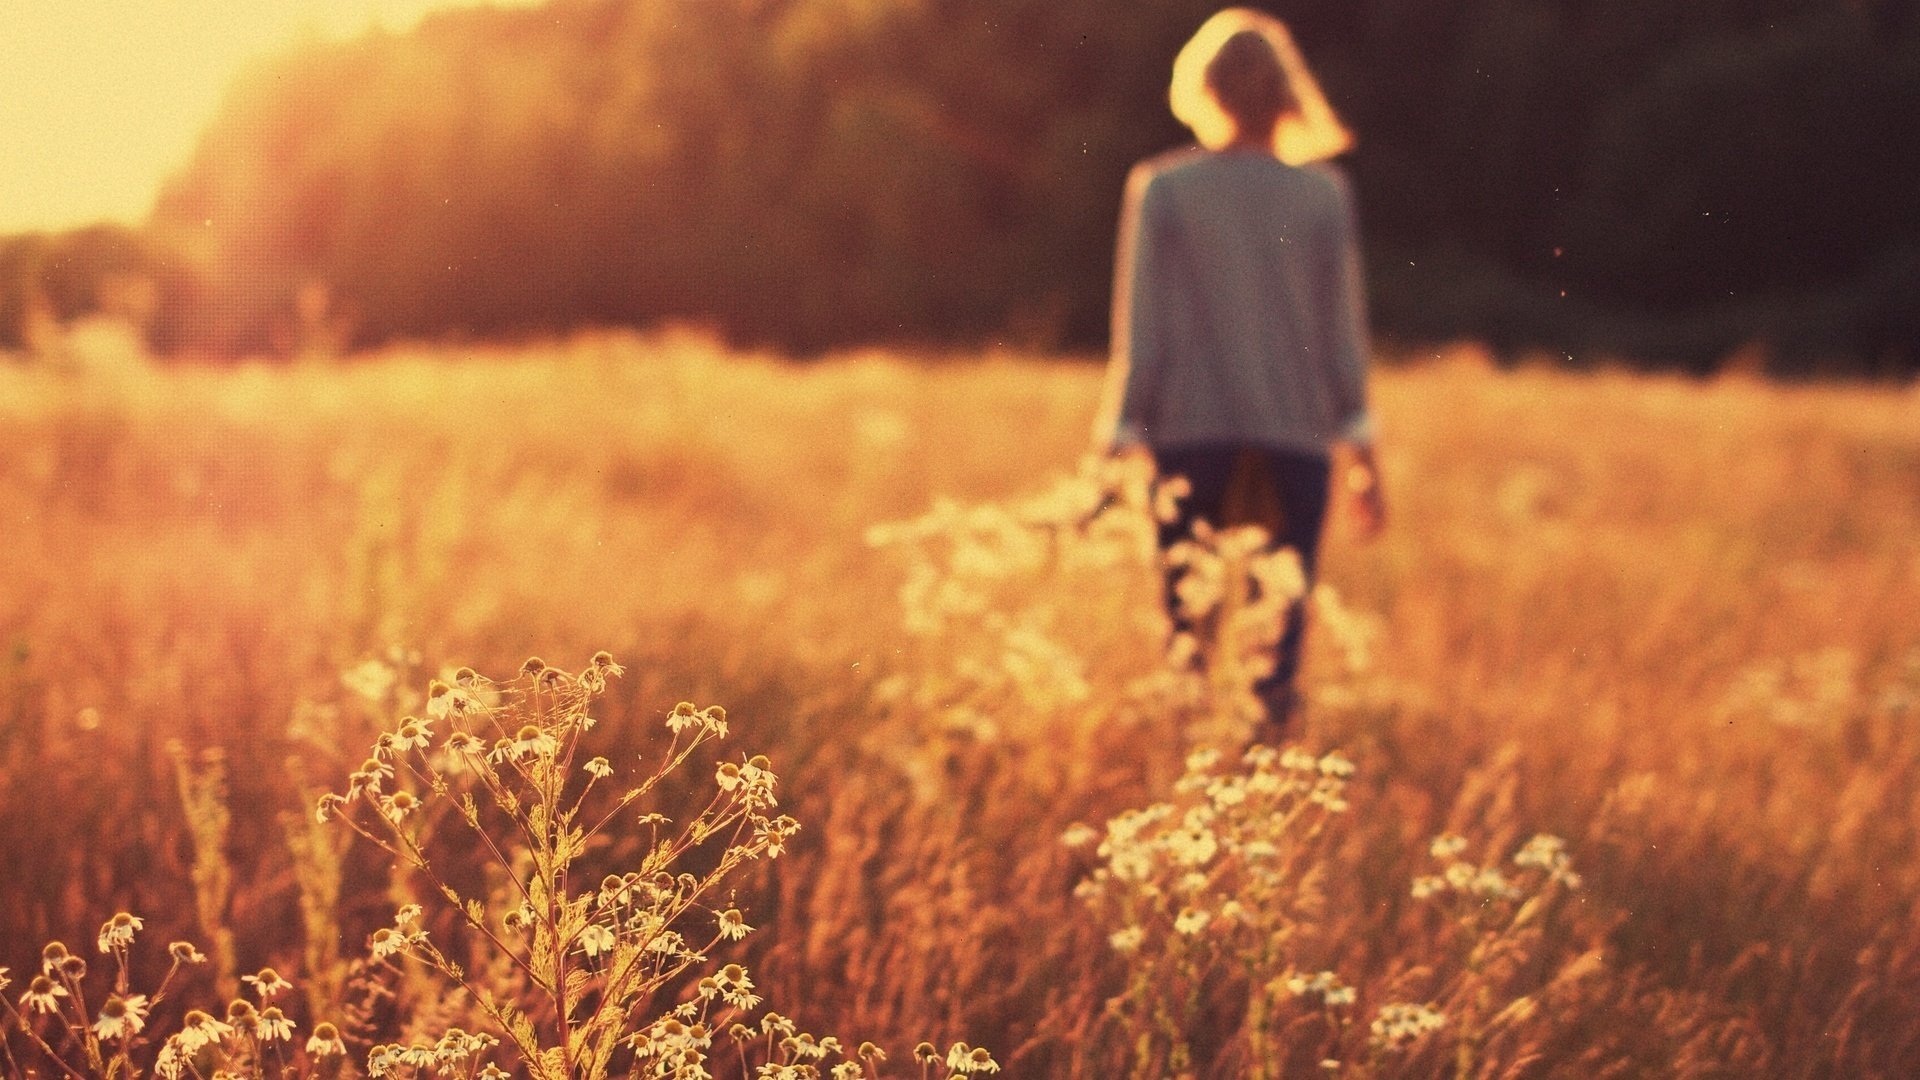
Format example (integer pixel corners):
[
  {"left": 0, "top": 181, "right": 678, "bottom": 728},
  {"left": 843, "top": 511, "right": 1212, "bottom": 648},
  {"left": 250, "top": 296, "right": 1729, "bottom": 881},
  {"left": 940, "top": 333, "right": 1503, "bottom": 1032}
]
[{"left": 1098, "top": 147, "right": 1373, "bottom": 455}]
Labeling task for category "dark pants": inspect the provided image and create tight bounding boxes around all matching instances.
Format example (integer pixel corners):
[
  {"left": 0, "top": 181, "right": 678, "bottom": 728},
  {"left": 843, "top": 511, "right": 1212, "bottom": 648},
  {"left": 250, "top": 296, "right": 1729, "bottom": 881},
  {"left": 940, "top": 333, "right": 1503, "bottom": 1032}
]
[{"left": 1153, "top": 442, "right": 1331, "bottom": 702}]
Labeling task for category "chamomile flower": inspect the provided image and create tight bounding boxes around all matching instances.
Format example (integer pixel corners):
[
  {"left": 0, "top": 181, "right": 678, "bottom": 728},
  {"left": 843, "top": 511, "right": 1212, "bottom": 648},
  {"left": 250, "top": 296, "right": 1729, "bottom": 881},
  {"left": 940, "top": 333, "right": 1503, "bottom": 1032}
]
[
  {"left": 21, "top": 975, "right": 67, "bottom": 1014},
  {"left": 307, "top": 1022, "right": 347, "bottom": 1057},
  {"left": 717, "top": 908, "right": 753, "bottom": 941},
  {"left": 242, "top": 967, "right": 292, "bottom": 999},
  {"left": 1060, "top": 823, "right": 1099, "bottom": 848},
  {"left": 493, "top": 724, "right": 558, "bottom": 762},
  {"left": 389, "top": 717, "right": 434, "bottom": 753},
  {"left": 175, "top": 1010, "right": 234, "bottom": 1053},
  {"left": 425, "top": 680, "right": 476, "bottom": 720},
  {"left": 96, "top": 912, "right": 143, "bottom": 952},
  {"left": 255, "top": 1007, "right": 295, "bottom": 1043},
  {"left": 92, "top": 994, "right": 150, "bottom": 1040},
  {"left": 379, "top": 791, "right": 419, "bottom": 823},
  {"left": 578, "top": 924, "right": 616, "bottom": 958},
  {"left": 583, "top": 756, "right": 613, "bottom": 779},
  {"left": 1371, "top": 1003, "right": 1445, "bottom": 1047}
]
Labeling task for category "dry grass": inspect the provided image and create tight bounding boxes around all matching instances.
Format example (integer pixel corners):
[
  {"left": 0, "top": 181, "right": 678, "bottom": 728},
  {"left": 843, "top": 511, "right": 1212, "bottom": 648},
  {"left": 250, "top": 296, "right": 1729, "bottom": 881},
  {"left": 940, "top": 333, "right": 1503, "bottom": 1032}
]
[{"left": 2, "top": 330, "right": 1918, "bottom": 1077}]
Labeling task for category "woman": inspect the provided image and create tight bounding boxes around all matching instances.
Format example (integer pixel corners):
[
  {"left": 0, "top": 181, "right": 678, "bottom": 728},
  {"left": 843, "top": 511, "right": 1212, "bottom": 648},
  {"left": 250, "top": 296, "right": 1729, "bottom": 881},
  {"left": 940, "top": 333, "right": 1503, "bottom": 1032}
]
[{"left": 1096, "top": 9, "right": 1386, "bottom": 739}]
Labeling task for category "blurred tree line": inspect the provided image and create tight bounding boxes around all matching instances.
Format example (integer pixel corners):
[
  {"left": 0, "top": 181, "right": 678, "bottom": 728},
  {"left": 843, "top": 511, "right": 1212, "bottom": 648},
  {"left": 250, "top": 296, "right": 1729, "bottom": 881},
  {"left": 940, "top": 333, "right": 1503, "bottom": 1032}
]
[{"left": 3, "top": 0, "right": 1915, "bottom": 375}]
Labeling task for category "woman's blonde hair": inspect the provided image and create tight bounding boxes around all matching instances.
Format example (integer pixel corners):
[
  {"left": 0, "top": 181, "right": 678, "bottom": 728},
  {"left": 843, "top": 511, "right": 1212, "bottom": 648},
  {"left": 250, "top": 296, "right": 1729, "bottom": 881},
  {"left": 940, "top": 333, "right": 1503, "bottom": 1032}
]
[{"left": 1169, "top": 8, "right": 1354, "bottom": 164}]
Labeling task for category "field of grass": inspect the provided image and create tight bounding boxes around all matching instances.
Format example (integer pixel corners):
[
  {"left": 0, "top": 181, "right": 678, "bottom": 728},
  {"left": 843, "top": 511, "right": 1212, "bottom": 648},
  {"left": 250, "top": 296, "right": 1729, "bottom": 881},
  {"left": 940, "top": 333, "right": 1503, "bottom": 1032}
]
[{"left": 2, "top": 331, "right": 1918, "bottom": 1078}]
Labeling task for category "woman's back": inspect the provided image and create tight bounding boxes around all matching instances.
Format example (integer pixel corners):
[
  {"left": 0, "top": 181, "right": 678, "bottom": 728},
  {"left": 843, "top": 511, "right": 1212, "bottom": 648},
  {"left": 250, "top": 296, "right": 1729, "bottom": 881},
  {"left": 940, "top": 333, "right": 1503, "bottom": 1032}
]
[{"left": 1109, "top": 148, "right": 1369, "bottom": 455}]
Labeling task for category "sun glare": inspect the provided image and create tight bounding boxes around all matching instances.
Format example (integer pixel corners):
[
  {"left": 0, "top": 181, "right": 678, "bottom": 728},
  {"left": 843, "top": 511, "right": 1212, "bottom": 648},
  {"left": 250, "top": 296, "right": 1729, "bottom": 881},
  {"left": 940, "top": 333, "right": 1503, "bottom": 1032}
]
[{"left": 0, "top": 0, "right": 540, "bottom": 234}]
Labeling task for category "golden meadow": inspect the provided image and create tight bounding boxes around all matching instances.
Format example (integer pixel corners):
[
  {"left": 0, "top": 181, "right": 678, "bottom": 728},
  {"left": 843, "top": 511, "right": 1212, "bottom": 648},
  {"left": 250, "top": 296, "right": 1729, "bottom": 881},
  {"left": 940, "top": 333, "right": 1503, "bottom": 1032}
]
[{"left": 2, "top": 331, "right": 1918, "bottom": 1078}]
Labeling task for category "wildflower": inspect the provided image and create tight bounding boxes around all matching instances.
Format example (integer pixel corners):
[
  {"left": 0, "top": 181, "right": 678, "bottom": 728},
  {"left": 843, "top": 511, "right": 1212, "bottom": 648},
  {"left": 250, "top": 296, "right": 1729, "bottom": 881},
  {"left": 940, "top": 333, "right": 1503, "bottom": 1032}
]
[
  {"left": 168, "top": 941, "right": 208, "bottom": 964},
  {"left": 1166, "top": 827, "right": 1219, "bottom": 867},
  {"left": 1061, "top": 823, "right": 1099, "bottom": 848},
  {"left": 1430, "top": 834, "right": 1470, "bottom": 860},
  {"left": 1185, "top": 747, "right": 1222, "bottom": 774},
  {"left": 395, "top": 903, "right": 423, "bottom": 925},
  {"left": 176, "top": 1009, "right": 235, "bottom": 1052},
  {"left": 1208, "top": 777, "right": 1249, "bottom": 807},
  {"left": 719, "top": 964, "right": 762, "bottom": 1010},
  {"left": 369, "top": 928, "right": 406, "bottom": 960},
  {"left": 93, "top": 994, "right": 150, "bottom": 1040},
  {"left": 1371, "top": 1003, "right": 1445, "bottom": 1047},
  {"left": 832, "top": 1065, "right": 866, "bottom": 1080},
  {"left": 379, "top": 791, "right": 420, "bottom": 823},
  {"left": 21, "top": 975, "right": 67, "bottom": 1014},
  {"left": 307, "top": 1022, "right": 347, "bottom": 1057},
  {"left": 97, "top": 911, "right": 143, "bottom": 952},
  {"left": 444, "top": 730, "right": 481, "bottom": 755},
  {"left": 1515, "top": 833, "right": 1583, "bottom": 887},
  {"left": 347, "top": 757, "right": 393, "bottom": 798},
  {"left": 1411, "top": 875, "right": 1446, "bottom": 900},
  {"left": 1471, "top": 868, "right": 1519, "bottom": 900},
  {"left": 579, "top": 924, "right": 616, "bottom": 958},
  {"left": 1108, "top": 926, "right": 1146, "bottom": 953},
  {"left": 314, "top": 793, "right": 347, "bottom": 823},
  {"left": 493, "top": 724, "right": 558, "bottom": 762},
  {"left": 947, "top": 1043, "right": 1000, "bottom": 1074},
  {"left": 738, "top": 755, "right": 779, "bottom": 807},
  {"left": 583, "top": 756, "right": 613, "bottom": 779},
  {"left": 1174, "top": 908, "right": 1212, "bottom": 936},
  {"left": 478, "top": 1066, "right": 508, "bottom": 1080},
  {"left": 155, "top": 1041, "right": 185, "bottom": 1080},
  {"left": 598, "top": 874, "right": 634, "bottom": 907},
  {"left": 390, "top": 717, "right": 434, "bottom": 753},
  {"left": 590, "top": 650, "right": 625, "bottom": 677},
  {"left": 716, "top": 762, "right": 742, "bottom": 790},
  {"left": 0, "top": 968, "right": 7, "bottom": 992},
  {"left": 40, "top": 942, "right": 68, "bottom": 974},
  {"left": 255, "top": 1006, "right": 295, "bottom": 1042},
  {"left": 400, "top": 1043, "right": 439, "bottom": 1068},
  {"left": 243, "top": 967, "right": 293, "bottom": 999},
  {"left": 1272, "top": 747, "right": 1310, "bottom": 772},
  {"left": 59, "top": 956, "right": 86, "bottom": 981},
  {"left": 425, "top": 680, "right": 476, "bottom": 720},
  {"left": 1288, "top": 971, "right": 1355, "bottom": 1007},
  {"left": 226, "top": 999, "right": 258, "bottom": 1028},
  {"left": 754, "top": 814, "right": 800, "bottom": 857},
  {"left": 667, "top": 701, "right": 702, "bottom": 733},
  {"left": 717, "top": 908, "right": 753, "bottom": 941},
  {"left": 434, "top": 1029, "right": 471, "bottom": 1063}
]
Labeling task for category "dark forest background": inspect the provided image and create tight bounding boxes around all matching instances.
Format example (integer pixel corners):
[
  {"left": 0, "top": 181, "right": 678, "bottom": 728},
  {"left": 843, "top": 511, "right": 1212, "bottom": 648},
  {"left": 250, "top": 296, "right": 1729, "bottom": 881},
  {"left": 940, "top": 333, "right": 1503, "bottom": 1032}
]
[{"left": 4, "top": 0, "right": 1917, "bottom": 375}]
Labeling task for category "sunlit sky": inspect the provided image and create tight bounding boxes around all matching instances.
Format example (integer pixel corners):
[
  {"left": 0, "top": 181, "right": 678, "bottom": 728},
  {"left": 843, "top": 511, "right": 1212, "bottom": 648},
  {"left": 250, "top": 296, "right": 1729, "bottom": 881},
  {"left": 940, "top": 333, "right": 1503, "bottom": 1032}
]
[{"left": 0, "top": 0, "right": 542, "bottom": 234}]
